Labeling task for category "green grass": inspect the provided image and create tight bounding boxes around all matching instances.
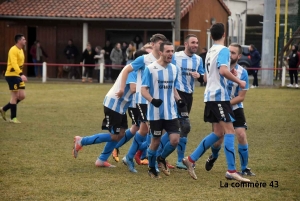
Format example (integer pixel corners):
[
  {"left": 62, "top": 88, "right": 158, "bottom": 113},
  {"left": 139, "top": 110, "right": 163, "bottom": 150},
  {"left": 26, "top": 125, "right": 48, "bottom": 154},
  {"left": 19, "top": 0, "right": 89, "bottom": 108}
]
[{"left": 0, "top": 81, "right": 300, "bottom": 201}]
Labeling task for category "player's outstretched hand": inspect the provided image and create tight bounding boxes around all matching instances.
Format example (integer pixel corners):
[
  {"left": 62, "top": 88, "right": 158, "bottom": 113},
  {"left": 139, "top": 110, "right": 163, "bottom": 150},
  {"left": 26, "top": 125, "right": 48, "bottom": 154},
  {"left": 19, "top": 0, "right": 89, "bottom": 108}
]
[
  {"left": 151, "top": 98, "right": 163, "bottom": 107},
  {"left": 239, "top": 80, "right": 246, "bottom": 89},
  {"left": 177, "top": 99, "right": 186, "bottom": 108},
  {"left": 115, "top": 90, "right": 124, "bottom": 99}
]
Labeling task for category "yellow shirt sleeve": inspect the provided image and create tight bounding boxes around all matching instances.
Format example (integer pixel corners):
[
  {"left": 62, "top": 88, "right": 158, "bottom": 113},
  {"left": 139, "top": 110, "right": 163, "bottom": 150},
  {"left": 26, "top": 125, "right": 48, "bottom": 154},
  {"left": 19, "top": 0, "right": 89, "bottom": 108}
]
[{"left": 5, "top": 46, "right": 24, "bottom": 76}]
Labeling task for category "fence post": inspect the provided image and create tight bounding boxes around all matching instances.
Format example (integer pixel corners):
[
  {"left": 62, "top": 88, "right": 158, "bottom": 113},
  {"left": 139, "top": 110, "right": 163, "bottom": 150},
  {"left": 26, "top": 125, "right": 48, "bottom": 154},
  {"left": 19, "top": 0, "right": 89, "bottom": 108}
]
[
  {"left": 42, "top": 62, "right": 47, "bottom": 83},
  {"left": 100, "top": 63, "right": 104, "bottom": 84},
  {"left": 281, "top": 66, "right": 286, "bottom": 87}
]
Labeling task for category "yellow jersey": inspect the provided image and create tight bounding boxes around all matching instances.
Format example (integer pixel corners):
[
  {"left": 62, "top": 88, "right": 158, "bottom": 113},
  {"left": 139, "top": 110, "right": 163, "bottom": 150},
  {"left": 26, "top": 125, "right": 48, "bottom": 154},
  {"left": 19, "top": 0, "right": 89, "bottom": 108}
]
[{"left": 5, "top": 45, "right": 25, "bottom": 76}]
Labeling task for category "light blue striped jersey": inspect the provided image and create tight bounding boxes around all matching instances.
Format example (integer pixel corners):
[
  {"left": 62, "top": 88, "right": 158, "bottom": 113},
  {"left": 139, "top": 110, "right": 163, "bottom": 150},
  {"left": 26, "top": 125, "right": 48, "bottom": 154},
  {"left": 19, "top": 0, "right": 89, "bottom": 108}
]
[
  {"left": 130, "top": 53, "right": 157, "bottom": 104},
  {"left": 204, "top": 44, "right": 231, "bottom": 102},
  {"left": 172, "top": 51, "right": 204, "bottom": 94},
  {"left": 227, "top": 64, "right": 249, "bottom": 110},
  {"left": 127, "top": 71, "right": 137, "bottom": 108},
  {"left": 142, "top": 61, "right": 179, "bottom": 121},
  {"left": 103, "top": 70, "right": 134, "bottom": 114}
]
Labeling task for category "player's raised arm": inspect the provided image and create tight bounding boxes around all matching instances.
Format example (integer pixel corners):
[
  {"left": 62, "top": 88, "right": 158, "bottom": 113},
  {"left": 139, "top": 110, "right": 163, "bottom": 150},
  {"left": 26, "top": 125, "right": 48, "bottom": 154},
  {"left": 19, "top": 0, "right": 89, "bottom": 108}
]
[{"left": 127, "top": 71, "right": 137, "bottom": 94}]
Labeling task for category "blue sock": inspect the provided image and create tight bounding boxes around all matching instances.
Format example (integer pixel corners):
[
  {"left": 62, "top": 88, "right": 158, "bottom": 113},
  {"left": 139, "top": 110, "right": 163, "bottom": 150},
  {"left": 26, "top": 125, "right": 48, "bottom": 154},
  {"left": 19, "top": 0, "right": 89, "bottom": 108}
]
[
  {"left": 81, "top": 133, "right": 112, "bottom": 146},
  {"left": 177, "top": 137, "right": 187, "bottom": 162},
  {"left": 127, "top": 132, "right": 146, "bottom": 160},
  {"left": 99, "top": 141, "right": 118, "bottom": 161},
  {"left": 147, "top": 148, "right": 156, "bottom": 168},
  {"left": 156, "top": 132, "right": 169, "bottom": 156},
  {"left": 238, "top": 144, "right": 248, "bottom": 171},
  {"left": 211, "top": 144, "right": 221, "bottom": 159},
  {"left": 140, "top": 134, "right": 151, "bottom": 159},
  {"left": 161, "top": 142, "right": 176, "bottom": 159},
  {"left": 115, "top": 129, "right": 135, "bottom": 149},
  {"left": 190, "top": 132, "right": 219, "bottom": 162},
  {"left": 224, "top": 134, "right": 236, "bottom": 171}
]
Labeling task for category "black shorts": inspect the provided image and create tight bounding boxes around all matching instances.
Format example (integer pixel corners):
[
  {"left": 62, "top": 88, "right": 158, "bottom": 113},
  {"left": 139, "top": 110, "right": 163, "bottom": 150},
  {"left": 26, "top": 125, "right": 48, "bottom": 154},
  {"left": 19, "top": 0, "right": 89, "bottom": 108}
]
[
  {"left": 101, "top": 106, "right": 128, "bottom": 134},
  {"left": 128, "top": 107, "right": 140, "bottom": 126},
  {"left": 149, "top": 119, "right": 180, "bottom": 138},
  {"left": 177, "top": 90, "right": 193, "bottom": 114},
  {"left": 136, "top": 103, "right": 147, "bottom": 122},
  {"left": 233, "top": 108, "right": 247, "bottom": 129},
  {"left": 5, "top": 76, "right": 25, "bottom": 91},
  {"left": 204, "top": 101, "right": 235, "bottom": 123}
]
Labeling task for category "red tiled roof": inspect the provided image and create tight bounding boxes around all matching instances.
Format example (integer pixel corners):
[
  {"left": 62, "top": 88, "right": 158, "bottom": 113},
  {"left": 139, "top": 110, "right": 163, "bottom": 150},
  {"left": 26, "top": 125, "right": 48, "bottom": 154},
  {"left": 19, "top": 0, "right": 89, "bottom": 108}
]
[{"left": 0, "top": 0, "right": 230, "bottom": 20}]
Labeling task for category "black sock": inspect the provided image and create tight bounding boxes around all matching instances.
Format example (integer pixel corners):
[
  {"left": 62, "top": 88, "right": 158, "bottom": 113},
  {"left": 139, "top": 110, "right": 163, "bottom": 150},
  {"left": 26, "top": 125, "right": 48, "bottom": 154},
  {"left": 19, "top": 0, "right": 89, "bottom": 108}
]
[
  {"left": 2, "top": 100, "right": 21, "bottom": 112},
  {"left": 10, "top": 104, "right": 17, "bottom": 119},
  {"left": 3, "top": 102, "right": 11, "bottom": 112}
]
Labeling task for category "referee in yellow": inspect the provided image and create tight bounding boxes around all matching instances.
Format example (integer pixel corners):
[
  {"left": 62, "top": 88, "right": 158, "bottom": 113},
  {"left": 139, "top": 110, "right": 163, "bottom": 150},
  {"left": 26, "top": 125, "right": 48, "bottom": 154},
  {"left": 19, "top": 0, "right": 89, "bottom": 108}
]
[{"left": 0, "top": 34, "right": 27, "bottom": 123}]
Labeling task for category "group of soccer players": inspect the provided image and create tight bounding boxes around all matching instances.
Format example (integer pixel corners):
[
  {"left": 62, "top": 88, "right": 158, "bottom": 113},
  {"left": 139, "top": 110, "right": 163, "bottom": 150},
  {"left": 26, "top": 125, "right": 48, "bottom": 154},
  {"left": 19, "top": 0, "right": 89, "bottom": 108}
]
[{"left": 72, "top": 22, "right": 255, "bottom": 182}]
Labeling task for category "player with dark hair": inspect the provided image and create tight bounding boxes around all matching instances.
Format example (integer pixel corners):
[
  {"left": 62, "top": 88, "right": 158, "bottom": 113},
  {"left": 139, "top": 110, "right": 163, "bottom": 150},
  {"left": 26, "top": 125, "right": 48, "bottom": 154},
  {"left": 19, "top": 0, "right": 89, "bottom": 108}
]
[
  {"left": 156, "top": 34, "right": 204, "bottom": 169},
  {"left": 205, "top": 43, "right": 255, "bottom": 176},
  {"left": 1, "top": 34, "right": 27, "bottom": 123},
  {"left": 141, "top": 41, "right": 184, "bottom": 178},
  {"left": 110, "top": 34, "right": 170, "bottom": 173},
  {"left": 182, "top": 23, "right": 250, "bottom": 182}
]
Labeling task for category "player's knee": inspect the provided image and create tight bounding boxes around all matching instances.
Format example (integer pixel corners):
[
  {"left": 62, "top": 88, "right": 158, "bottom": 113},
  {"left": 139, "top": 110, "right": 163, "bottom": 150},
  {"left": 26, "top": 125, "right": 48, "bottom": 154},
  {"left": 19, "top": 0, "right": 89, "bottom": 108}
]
[
  {"left": 179, "top": 118, "right": 191, "bottom": 137},
  {"left": 138, "top": 123, "right": 148, "bottom": 136},
  {"left": 237, "top": 131, "right": 247, "bottom": 144}
]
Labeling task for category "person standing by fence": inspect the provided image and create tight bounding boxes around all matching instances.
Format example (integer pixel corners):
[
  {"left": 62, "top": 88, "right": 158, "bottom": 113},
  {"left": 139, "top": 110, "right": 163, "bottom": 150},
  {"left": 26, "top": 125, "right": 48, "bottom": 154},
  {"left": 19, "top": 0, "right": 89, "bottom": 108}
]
[
  {"left": 80, "top": 43, "right": 96, "bottom": 83},
  {"left": 287, "top": 44, "right": 299, "bottom": 88},
  {"left": 94, "top": 46, "right": 105, "bottom": 83},
  {"left": 64, "top": 39, "right": 79, "bottom": 79},
  {"left": 110, "top": 43, "right": 123, "bottom": 81},
  {"left": 243, "top": 44, "right": 261, "bottom": 88},
  {"left": 30, "top": 40, "right": 48, "bottom": 78}
]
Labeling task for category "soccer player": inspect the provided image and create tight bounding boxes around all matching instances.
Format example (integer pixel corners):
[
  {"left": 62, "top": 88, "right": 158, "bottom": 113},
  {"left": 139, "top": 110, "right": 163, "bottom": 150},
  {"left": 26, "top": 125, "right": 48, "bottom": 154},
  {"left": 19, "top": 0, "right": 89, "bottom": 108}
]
[
  {"left": 72, "top": 68, "right": 136, "bottom": 167},
  {"left": 205, "top": 43, "right": 255, "bottom": 176},
  {"left": 111, "top": 50, "right": 150, "bottom": 164},
  {"left": 182, "top": 23, "right": 250, "bottom": 182},
  {"left": 113, "top": 34, "right": 169, "bottom": 173},
  {"left": 157, "top": 34, "right": 204, "bottom": 170},
  {"left": 0, "top": 34, "right": 27, "bottom": 123},
  {"left": 141, "top": 41, "right": 185, "bottom": 178}
]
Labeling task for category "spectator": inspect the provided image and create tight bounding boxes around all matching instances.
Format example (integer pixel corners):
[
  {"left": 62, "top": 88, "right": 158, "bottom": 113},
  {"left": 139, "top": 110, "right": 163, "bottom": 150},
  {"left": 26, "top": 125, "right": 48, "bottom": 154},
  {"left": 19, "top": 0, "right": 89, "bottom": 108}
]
[
  {"left": 30, "top": 40, "right": 48, "bottom": 78},
  {"left": 80, "top": 43, "right": 96, "bottom": 83},
  {"left": 121, "top": 42, "right": 128, "bottom": 65},
  {"left": 243, "top": 44, "right": 261, "bottom": 88},
  {"left": 64, "top": 39, "right": 79, "bottom": 79},
  {"left": 110, "top": 43, "right": 123, "bottom": 81},
  {"left": 133, "top": 35, "right": 143, "bottom": 50},
  {"left": 287, "top": 44, "right": 299, "bottom": 88},
  {"left": 94, "top": 46, "right": 105, "bottom": 83},
  {"left": 199, "top": 47, "right": 207, "bottom": 86},
  {"left": 103, "top": 40, "right": 113, "bottom": 80},
  {"left": 126, "top": 41, "right": 136, "bottom": 64}
]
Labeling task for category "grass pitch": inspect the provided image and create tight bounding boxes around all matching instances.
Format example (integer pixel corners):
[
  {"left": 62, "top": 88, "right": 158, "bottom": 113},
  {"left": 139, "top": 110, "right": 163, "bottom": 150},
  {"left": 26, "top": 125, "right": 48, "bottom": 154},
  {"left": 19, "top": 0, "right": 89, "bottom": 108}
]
[{"left": 0, "top": 81, "right": 300, "bottom": 201}]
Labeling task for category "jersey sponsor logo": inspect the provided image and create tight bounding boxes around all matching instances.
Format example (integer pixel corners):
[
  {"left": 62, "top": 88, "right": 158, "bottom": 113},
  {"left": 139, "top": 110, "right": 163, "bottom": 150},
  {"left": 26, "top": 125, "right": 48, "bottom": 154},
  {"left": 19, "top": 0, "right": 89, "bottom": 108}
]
[
  {"left": 158, "top": 80, "right": 174, "bottom": 89},
  {"left": 153, "top": 66, "right": 158, "bottom": 69}
]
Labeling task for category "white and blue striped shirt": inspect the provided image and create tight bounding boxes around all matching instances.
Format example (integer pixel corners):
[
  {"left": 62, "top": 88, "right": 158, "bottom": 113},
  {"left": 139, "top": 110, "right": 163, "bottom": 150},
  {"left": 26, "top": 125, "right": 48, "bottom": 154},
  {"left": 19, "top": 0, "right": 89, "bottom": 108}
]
[
  {"left": 103, "top": 70, "right": 134, "bottom": 114},
  {"left": 204, "top": 44, "right": 231, "bottom": 102},
  {"left": 227, "top": 64, "right": 249, "bottom": 110},
  {"left": 130, "top": 53, "right": 157, "bottom": 104},
  {"left": 142, "top": 61, "right": 178, "bottom": 121},
  {"left": 127, "top": 71, "right": 137, "bottom": 108},
  {"left": 172, "top": 51, "right": 204, "bottom": 94}
]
